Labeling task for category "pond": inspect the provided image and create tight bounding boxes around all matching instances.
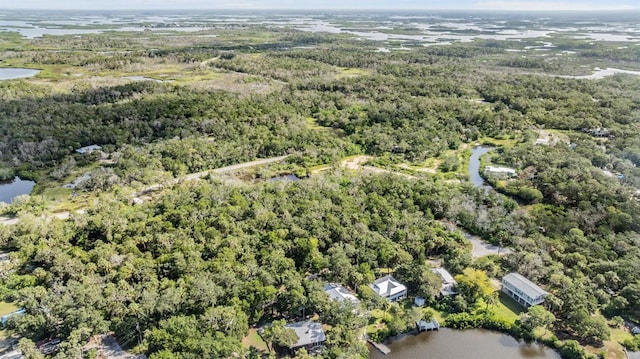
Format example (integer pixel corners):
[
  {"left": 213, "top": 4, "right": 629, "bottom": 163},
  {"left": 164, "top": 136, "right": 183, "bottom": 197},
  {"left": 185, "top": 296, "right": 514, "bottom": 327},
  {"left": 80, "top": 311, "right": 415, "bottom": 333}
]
[
  {"left": 0, "top": 68, "right": 40, "bottom": 80},
  {"left": 369, "top": 328, "right": 560, "bottom": 359},
  {"left": 269, "top": 174, "right": 300, "bottom": 182},
  {"left": 469, "top": 146, "right": 495, "bottom": 188},
  {"left": 0, "top": 177, "right": 35, "bottom": 204}
]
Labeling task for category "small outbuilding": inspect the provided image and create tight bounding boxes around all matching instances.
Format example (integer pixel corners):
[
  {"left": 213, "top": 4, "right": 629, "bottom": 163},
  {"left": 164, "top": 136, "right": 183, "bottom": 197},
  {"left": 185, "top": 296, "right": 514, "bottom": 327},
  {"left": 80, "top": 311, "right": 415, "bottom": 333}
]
[
  {"left": 369, "top": 275, "right": 407, "bottom": 302},
  {"left": 416, "top": 319, "right": 440, "bottom": 332},
  {"left": 502, "top": 273, "right": 548, "bottom": 307},
  {"left": 414, "top": 296, "right": 426, "bottom": 307}
]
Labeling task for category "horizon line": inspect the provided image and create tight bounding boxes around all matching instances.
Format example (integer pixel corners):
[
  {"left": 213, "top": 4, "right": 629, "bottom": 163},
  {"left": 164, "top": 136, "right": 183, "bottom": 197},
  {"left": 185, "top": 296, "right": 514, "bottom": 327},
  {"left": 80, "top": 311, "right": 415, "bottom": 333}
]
[{"left": 1, "top": 7, "right": 639, "bottom": 11}]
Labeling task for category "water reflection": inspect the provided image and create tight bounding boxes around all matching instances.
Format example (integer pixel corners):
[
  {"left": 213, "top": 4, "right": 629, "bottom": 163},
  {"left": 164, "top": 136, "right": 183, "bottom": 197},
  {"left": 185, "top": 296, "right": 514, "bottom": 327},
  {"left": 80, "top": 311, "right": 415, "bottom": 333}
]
[
  {"left": 0, "top": 68, "right": 40, "bottom": 80},
  {"left": 469, "top": 146, "right": 495, "bottom": 188},
  {"left": 0, "top": 177, "right": 35, "bottom": 204},
  {"left": 369, "top": 328, "right": 560, "bottom": 359}
]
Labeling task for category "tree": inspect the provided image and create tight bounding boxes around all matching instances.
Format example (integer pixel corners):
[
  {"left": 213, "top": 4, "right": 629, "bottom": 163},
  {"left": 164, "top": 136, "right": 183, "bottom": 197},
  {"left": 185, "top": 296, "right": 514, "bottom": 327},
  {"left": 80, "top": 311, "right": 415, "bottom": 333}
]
[
  {"left": 571, "top": 313, "right": 610, "bottom": 346},
  {"left": 559, "top": 340, "right": 590, "bottom": 359},
  {"left": 262, "top": 320, "right": 298, "bottom": 352},
  {"left": 17, "top": 338, "right": 44, "bottom": 359},
  {"left": 519, "top": 305, "right": 555, "bottom": 335},
  {"left": 484, "top": 291, "right": 499, "bottom": 315},
  {"left": 454, "top": 268, "right": 494, "bottom": 307}
]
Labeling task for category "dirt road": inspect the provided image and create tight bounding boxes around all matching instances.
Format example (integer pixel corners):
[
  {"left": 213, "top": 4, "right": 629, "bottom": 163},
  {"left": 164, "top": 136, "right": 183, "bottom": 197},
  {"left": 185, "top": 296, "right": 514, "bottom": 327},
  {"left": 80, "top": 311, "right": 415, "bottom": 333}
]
[{"left": 1, "top": 156, "right": 290, "bottom": 226}]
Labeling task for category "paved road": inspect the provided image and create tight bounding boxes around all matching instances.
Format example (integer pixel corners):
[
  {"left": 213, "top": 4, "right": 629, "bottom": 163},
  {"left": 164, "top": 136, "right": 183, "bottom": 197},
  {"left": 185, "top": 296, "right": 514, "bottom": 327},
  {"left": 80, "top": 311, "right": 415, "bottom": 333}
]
[
  {"left": 84, "top": 334, "right": 142, "bottom": 359},
  {"left": 464, "top": 231, "right": 512, "bottom": 258},
  {"left": 0, "top": 350, "right": 22, "bottom": 359},
  {"left": 1, "top": 156, "right": 289, "bottom": 227}
]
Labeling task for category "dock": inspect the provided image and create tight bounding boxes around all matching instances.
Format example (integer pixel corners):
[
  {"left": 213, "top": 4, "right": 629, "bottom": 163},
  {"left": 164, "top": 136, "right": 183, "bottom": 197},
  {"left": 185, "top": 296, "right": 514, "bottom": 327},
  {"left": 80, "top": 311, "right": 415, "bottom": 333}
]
[
  {"left": 416, "top": 319, "right": 440, "bottom": 332},
  {"left": 368, "top": 340, "right": 391, "bottom": 355}
]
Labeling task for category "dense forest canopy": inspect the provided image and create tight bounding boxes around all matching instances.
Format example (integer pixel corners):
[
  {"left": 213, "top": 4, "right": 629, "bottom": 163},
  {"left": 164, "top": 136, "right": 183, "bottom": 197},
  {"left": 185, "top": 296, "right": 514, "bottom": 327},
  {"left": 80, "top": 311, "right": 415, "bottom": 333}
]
[{"left": 0, "top": 9, "right": 639, "bottom": 359}]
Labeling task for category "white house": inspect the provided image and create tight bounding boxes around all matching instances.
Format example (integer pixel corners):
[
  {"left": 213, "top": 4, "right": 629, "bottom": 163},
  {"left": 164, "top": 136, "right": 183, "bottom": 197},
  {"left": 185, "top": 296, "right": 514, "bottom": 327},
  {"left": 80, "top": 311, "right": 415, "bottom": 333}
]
[
  {"left": 323, "top": 283, "right": 359, "bottom": 305},
  {"left": 502, "top": 273, "right": 548, "bottom": 307},
  {"left": 432, "top": 267, "right": 457, "bottom": 296},
  {"left": 535, "top": 138, "right": 550, "bottom": 146},
  {"left": 285, "top": 321, "right": 326, "bottom": 351},
  {"left": 75, "top": 145, "right": 102, "bottom": 154},
  {"left": 485, "top": 166, "right": 517, "bottom": 178},
  {"left": 369, "top": 275, "right": 407, "bottom": 302}
]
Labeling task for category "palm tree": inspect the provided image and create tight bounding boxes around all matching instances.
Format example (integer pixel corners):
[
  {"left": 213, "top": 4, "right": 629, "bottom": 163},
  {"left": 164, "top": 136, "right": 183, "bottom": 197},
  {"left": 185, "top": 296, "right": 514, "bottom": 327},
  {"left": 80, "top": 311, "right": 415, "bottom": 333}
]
[{"left": 484, "top": 291, "right": 499, "bottom": 315}]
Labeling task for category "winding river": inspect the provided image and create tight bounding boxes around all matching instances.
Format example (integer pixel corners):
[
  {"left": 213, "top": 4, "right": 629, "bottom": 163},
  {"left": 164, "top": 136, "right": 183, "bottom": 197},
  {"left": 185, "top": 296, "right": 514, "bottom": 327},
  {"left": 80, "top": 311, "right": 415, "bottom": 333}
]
[
  {"left": 469, "top": 146, "right": 495, "bottom": 188},
  {"left": 369, "top": 328, "right": 560, "bottom": 359}
]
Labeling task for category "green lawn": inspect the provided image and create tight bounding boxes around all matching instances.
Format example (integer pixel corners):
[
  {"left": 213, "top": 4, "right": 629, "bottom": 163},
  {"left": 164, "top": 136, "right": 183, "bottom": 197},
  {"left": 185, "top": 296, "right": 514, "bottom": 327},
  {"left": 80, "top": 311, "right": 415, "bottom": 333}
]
[
  {"left": 0, "top": 302, "right": 19, "bottom": 317},
  {"left": 488, "top": 292, "right": 524, "bottom": 324},
  {"left": 242, "top": 328, "right": 268, "bottom": 352}
]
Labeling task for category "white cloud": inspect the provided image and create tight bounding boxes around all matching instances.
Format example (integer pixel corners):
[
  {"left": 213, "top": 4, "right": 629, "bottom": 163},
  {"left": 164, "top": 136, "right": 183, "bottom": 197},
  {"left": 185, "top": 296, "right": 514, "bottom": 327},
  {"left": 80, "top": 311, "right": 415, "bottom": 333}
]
[{"left": 474, "top": 0, "right": 638, "bottom": 10}]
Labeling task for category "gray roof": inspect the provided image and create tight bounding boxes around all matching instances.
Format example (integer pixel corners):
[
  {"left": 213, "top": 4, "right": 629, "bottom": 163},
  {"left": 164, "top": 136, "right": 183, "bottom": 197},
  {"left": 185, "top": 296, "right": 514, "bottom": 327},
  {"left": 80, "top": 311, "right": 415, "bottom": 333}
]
[
  {"left": 285, "top": 321, "right": 326, "bottom": 348},
  {"left": 432, "top": 267, "right": 457, "bottom": 296},
  {"left": 432, "top": 267, "right": 456, "bottom": 285},
  {"left": 76, "top": 145, "right": 102, "bottom": 154},
  {"left": 503, "top": 273, "right": 548, "bottom": 299},
  {"left": 323, "top": 283, "right": 359, "bottom": 304}
]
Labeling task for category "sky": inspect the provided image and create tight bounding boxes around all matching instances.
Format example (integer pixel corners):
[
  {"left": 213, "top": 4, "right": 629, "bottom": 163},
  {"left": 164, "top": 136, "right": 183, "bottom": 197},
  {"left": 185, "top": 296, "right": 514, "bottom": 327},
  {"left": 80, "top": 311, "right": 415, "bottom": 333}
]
[{"left": 0, "top": 0, "right": 638, "bottom": 11}]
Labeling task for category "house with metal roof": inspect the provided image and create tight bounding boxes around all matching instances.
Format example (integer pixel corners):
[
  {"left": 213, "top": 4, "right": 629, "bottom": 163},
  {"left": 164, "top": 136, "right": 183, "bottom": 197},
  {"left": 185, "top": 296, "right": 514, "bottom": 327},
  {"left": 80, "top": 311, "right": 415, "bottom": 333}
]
[
  {"left": 369, "top": 275, "right": 407, "bottom": 302},
  {"left": 431, "top": 267, "right": 457, "bottom": 297},
  {"left": 323, "top": 283, "right": 360, "bottom": 305},
  {"left": 485, "top": 166, "right": 517, "bottom": 178},
  {"left": 502, "top": 273, "right": 549, "bottom": 307},
  {"left": 75, "top": 145, "right": 102, "bottom": 154},
  {"left": 285, "top": 321, "right": 326, "bottom": 352}
]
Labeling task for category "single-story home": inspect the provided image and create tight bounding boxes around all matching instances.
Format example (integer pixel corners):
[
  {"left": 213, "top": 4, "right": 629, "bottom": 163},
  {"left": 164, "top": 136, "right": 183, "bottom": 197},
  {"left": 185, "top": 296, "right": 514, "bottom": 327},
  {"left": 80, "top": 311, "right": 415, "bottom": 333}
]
[
  {"left": 323, "top": 283, "right": 359, "bottom": 305},
  {"left": 484, "top": 166, "right": 517, "bottom": 178},
  {"left": 432, "top": 267, "right": 457, "bottom": 297},
  {"left": 369, "top": 275, "right": 407, "bottom": 302},
  {"left": 75, "top": 145, "right": 102, "bottom": 154},
  {"left": 502, "top": 272, "right": 548, "bottom": 307},
  {"left": 535, "top": 138, "right": 550, "bottom": 146},
  {"left": 285, "top": 321, "right": 326, "bottom": 352}
]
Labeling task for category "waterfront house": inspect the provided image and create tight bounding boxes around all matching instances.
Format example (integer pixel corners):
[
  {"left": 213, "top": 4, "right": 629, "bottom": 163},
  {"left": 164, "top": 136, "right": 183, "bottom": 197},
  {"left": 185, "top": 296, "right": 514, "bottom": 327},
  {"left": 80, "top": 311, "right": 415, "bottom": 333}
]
[
  {"left": 369, "top": 275, "right": 407, "bottom": 302},
  {"left": 502, "top": 273, "right": 548, "bottom": 307},
  {"left": 484, "top": 166, "right": 517, "bottom": 178},
  {"left": 323, "top": 283, "right": 360, "bottom": 305},
  {"left": 284, "top": 321, "right": 326, "bottom": 353},
  {"left": 432, "top": 267, "right": 457, "bottom": 297}
]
